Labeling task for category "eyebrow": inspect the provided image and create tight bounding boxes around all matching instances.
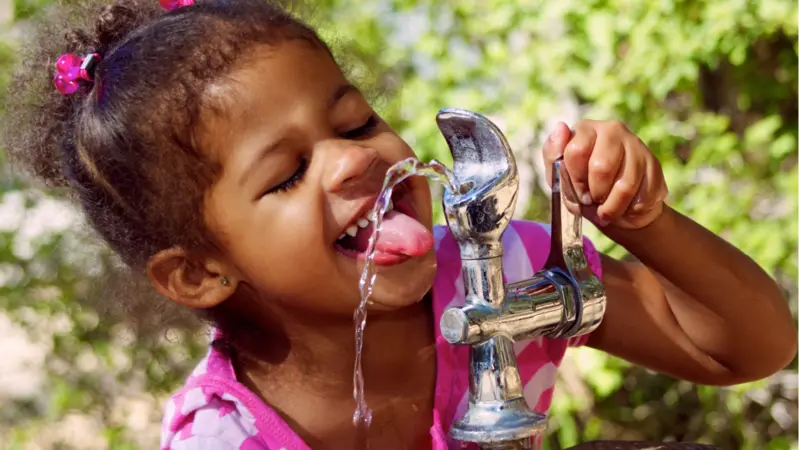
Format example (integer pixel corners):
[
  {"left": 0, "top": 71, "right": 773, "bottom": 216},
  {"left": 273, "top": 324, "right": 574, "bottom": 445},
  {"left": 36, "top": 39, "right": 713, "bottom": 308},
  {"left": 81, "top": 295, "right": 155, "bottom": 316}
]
[{"left": 238, "top": 83, "right": 359, "bottom": 187}]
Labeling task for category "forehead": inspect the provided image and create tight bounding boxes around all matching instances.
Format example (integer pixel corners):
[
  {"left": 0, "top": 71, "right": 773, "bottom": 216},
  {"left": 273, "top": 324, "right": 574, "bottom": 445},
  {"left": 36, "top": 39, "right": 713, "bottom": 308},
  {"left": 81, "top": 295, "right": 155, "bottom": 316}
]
[{"left": 198, "top": 40, "right": 347, "bottom": 157}]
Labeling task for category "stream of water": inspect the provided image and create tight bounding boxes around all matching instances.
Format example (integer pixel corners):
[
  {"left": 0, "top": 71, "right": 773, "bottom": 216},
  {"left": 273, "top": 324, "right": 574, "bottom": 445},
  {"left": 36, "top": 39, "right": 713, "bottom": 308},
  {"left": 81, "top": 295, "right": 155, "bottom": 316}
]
[{"left": 352, "top": 157, "right": 459, "bottom": 432}]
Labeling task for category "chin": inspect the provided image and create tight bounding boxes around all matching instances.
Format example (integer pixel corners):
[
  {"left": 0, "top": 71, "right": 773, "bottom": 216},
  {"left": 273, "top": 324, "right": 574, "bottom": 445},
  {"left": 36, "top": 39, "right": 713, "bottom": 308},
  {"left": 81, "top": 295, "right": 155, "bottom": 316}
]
[{"left": 366, "top": 251, "right": 437, "bottom": 312}]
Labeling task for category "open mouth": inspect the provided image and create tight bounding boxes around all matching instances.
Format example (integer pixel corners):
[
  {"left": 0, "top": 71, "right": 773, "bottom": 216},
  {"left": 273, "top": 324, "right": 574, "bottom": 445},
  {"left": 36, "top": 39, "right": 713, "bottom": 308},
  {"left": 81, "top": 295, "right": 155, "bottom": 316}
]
[{"left": 334, "top": 181, "right": 432, "bottom": 266}]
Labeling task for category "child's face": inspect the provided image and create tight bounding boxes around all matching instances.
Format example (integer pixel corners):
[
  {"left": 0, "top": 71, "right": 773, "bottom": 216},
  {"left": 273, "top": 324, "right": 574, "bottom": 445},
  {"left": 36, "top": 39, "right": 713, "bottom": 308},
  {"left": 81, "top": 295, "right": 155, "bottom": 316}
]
[{"left": 199, "top": 41, "right": 437, "bottom": 316}]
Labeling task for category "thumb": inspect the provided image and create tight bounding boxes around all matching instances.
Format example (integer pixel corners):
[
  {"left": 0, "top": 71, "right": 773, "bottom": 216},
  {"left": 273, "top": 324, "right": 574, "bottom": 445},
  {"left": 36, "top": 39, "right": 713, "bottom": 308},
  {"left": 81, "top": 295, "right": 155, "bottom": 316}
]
[{"left": 543, "top": 121, "right": 572, "bottom": 186}]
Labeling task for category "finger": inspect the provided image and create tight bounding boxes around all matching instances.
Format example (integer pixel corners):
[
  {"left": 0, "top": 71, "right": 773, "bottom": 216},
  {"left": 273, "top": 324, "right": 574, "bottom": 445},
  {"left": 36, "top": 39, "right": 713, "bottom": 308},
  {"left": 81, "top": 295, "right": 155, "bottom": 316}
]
[
  {"left": 623, "top": 175, "right": 655, "bottom": 217},
  {"left": 587, "top": 130, "right": 625, "bottom": 205},
  {"left": 562, "top": 121, "right": 597, "bottom": 204},
  {"left": 543, "top": 121, "right": 572, "bottom": 186},
  {"left": 627, "top": 155, "right": 666, "bottom": 215},
  {"left": 596, "top": 145, "right": 645, "bottom": 225}
]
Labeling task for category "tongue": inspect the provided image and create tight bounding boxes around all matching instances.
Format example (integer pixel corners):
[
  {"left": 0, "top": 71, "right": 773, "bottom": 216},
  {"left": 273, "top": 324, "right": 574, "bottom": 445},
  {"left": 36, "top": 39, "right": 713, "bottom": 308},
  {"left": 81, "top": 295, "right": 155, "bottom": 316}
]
[{"left": 353, "top": 210, "right": 433, "bottom": 257}]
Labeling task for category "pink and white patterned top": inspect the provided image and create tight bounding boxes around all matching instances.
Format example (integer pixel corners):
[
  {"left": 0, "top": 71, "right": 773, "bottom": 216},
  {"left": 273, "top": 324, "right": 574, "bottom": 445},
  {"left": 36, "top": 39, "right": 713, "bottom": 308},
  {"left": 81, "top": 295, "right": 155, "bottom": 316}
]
[{"left": 161, "top": 220, "right": 603, "bottom": 449}]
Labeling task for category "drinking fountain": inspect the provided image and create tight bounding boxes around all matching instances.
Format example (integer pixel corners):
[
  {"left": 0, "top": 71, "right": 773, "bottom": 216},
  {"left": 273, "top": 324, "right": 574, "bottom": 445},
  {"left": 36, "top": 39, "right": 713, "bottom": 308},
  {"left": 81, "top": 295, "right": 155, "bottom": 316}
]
[{"left": 436, "top": 108, "right": 607, "bottom": 449}]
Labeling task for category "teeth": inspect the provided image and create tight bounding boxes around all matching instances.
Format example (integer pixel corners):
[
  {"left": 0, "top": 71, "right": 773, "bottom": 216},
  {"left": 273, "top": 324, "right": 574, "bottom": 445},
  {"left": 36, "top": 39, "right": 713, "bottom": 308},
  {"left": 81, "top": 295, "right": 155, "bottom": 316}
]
[
  {"left": 366, "top": 199, "right": 395, "bottom": 222},
  {"left": 340, "top": 199, "right": 397, "bottom": 241},
  {"left": 338, "top": 233, "right": 345, "bottom": 240}
]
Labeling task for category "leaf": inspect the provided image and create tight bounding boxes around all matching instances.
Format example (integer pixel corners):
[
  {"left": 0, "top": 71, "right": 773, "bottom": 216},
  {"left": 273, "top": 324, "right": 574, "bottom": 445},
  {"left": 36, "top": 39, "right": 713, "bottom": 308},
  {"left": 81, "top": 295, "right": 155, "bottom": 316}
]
[
  {"left": 12, "top": 0, "right": 51, "bottom": 20},
  {"left": 0, "top": 0, "right": 797, "bottom": 448},
  {"left": 557, "top": 413, "right": 580, "bottom": 448},
  {"left": 745, "top": 115, "right": 783, "bottom": 147},
  {"left": 770, "top": 133, "right": 797, "bottom": 162}
]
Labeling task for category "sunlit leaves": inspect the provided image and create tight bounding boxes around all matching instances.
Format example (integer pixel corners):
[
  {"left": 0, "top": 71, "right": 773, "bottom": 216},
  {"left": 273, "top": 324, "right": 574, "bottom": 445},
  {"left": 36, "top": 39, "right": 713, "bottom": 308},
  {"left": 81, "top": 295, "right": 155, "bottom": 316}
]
[{"left": 0, "top": 0, "right": 797, "bottom": 447}]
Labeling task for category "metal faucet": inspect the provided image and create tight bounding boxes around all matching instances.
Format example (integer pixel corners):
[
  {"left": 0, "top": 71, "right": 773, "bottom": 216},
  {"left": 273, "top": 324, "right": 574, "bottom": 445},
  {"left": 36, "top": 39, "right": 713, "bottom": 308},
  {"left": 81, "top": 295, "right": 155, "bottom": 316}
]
[{"left": 435, "top": 108, "right": 607, "bottom": 449}]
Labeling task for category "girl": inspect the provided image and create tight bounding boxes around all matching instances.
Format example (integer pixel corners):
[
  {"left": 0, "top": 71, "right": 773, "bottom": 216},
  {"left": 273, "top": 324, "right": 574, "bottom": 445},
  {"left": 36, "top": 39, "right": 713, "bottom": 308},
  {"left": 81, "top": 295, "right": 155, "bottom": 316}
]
[{"left": 2, "top": 0, "right": 795, "bottom": 449}]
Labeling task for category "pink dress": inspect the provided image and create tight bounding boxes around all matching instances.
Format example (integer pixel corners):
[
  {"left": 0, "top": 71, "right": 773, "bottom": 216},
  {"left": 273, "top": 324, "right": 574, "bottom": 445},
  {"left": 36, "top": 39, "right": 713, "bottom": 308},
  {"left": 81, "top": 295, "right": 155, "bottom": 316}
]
[{"left": 161, "top": 220, "right": 603, "bottom": 449}]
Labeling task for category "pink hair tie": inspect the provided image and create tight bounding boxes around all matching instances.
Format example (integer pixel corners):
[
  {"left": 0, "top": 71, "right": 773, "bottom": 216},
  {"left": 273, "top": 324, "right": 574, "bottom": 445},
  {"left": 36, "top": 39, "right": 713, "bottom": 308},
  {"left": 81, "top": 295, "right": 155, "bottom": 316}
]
[
  {"left": 53, "top": 0, "right": 193, "bottom": 95},
  {"left": 53, "top": 52, "right": 101, "bottom": 96},
  {"left": 160, "top": 0, "right": 194, "bottom": 11}
]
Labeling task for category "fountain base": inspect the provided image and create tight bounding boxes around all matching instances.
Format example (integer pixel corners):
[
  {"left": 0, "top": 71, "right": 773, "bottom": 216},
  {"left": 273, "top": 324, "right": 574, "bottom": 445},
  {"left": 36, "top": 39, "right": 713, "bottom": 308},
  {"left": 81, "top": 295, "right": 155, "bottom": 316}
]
[
  {"left": 449, "top": 397, "right": 547, "bottom": 447},
  {"left": 567, "top": 442, "right": 717, "bottom": 450}
]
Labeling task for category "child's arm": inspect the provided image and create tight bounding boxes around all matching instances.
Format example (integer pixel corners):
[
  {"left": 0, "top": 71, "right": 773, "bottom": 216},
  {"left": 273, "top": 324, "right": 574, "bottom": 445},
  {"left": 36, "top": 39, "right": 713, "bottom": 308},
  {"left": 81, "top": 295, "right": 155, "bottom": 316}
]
[
  {"left": 592, "top": 207, "right": 795, "bottom": 385},
  {"left": 544, "top": 121, "right": 797, "bottom": 386}
]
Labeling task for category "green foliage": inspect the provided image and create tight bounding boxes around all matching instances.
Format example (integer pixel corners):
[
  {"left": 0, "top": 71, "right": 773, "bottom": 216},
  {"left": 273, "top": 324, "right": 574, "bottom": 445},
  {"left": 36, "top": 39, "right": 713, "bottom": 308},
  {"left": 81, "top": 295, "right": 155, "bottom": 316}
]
[{"left": 0, "top": 0, "right": 797, "bottom": 448}]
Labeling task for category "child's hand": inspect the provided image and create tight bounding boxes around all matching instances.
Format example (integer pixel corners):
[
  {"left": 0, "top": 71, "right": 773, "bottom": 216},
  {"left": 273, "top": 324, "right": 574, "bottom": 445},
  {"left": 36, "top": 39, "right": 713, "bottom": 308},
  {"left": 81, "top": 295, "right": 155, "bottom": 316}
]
[{"left": 543, "top": 120, "right": 669, "bottom": 229}]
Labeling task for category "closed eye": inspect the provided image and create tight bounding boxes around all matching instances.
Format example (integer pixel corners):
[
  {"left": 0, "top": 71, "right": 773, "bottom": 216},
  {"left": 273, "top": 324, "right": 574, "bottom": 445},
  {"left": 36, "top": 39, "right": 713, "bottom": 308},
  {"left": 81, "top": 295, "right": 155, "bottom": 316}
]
[
  {"left": 262, "top": 158, "right": 308, "bottom": 196},
  {"left": 341, "top": 115, "right": 379, "bottom": 140}
]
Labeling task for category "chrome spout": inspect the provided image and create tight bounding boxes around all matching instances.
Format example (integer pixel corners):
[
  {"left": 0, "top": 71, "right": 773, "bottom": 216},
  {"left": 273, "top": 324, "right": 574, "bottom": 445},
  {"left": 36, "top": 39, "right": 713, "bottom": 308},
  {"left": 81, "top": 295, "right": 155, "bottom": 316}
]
[
  {"left": 436, "top": 109, "right": 607, "bottom": 448},
  {"left": 437, "top": 108, "right": 518, "bottom": 261}
]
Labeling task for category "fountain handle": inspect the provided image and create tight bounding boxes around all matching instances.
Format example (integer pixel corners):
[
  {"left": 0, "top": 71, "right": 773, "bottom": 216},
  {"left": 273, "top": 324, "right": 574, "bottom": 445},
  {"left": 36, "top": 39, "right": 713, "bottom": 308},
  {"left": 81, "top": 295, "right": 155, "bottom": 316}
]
[{"left": 535, "top": 157, "right": 605, "bottom": 338}]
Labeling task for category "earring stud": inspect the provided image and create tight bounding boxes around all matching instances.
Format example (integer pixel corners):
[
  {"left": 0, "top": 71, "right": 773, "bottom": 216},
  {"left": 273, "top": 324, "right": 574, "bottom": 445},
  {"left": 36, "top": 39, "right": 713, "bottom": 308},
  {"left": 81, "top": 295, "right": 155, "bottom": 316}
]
[{"left": 221, "top": 277, "right": 229, "bottom": 286}]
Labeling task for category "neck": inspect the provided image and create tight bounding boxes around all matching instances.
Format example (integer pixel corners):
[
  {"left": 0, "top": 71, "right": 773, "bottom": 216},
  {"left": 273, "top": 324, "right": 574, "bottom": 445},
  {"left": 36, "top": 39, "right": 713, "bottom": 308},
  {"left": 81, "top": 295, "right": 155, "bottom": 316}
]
[
  {"left": 220, "top": 296, "right": 436, "bottom": 398},
  {"left": 215, "top": 294, "right": 437, "bottom": 448}
]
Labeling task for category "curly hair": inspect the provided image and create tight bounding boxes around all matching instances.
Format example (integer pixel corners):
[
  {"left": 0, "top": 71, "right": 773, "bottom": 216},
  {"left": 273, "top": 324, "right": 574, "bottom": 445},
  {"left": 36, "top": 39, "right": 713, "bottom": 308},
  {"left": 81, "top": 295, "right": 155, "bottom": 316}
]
[{"left": 1, "top": 0, "right": 329, "bottom": 271}]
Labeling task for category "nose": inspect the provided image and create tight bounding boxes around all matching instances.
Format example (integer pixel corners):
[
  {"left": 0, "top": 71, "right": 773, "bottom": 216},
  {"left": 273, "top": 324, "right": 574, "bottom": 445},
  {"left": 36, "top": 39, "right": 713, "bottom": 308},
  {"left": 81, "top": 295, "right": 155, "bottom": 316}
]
[{"left": 322, "top": 143, "right": 379, "bottom": 193}]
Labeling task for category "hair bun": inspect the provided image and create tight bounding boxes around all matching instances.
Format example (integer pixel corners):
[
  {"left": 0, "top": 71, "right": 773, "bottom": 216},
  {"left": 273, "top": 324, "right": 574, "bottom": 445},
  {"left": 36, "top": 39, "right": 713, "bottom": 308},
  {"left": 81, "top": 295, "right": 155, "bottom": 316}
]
[
  {"left": 94, "top": 3, "right": 144, "bottom": 52},
  {"left": 60, "top": 1, "right": 157, "bottom": 54}
]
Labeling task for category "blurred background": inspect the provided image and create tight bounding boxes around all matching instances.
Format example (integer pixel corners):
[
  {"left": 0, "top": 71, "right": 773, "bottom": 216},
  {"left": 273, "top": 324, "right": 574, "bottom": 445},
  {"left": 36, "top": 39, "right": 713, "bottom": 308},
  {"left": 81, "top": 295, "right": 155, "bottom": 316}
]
[{"left": 0, "top": 0, "right": 797, "bottom": 449}]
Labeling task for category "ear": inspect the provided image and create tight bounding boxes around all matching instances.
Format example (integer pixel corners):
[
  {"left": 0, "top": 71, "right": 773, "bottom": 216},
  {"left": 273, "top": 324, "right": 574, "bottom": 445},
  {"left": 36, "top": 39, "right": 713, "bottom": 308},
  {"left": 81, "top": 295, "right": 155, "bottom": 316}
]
[{"left": 146, "top": 247, "right": 239, "bottom": 309}]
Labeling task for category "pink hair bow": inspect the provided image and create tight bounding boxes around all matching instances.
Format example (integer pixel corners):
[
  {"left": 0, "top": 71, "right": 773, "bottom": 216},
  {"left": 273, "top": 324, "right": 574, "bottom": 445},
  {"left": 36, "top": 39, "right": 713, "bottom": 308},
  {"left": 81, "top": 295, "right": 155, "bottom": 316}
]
[
  {"left": 160, "top": 0, "right": 194, "bottom": 11},
  {"left": 53, "top": 53, "right": 101, "bottom": 95}
]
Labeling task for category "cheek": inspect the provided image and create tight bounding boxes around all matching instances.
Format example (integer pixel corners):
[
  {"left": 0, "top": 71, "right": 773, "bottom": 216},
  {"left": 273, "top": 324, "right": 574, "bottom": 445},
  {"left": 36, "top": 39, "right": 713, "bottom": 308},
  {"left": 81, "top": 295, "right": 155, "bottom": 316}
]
[
  {"left": 243, "top": 206, "right": 324, "bottom": 267},
  {"left": 210, "top": 193, "right": 332, "bottom": 292}
]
